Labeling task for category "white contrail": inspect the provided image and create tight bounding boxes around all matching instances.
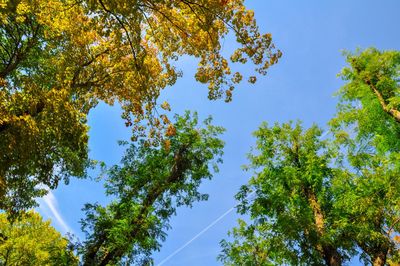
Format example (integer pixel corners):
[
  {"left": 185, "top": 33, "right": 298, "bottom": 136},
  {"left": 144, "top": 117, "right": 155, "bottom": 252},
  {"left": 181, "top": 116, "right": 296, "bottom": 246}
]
[
  {"left": 40, "top": 190, "right": 74, "bottom": 235},
  {"left": 157, "top": 192, "right": 255, "bottom": 266},
  {"left": 157, "top": 207, "right": 235, "bottom": 266}
]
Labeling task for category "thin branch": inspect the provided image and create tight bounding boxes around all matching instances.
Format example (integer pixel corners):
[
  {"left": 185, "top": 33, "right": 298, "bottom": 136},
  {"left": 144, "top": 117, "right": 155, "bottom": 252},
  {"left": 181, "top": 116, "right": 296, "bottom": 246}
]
[{"left": 97, "top": 0, "right": 139, "bottom": 70}]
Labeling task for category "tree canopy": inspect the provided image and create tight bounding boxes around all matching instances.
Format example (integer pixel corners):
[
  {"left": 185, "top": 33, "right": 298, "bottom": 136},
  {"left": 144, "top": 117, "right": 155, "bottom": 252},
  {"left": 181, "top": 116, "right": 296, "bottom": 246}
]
[
  {"left": 330, "top": 48, "right": 400, "bottom": 266},
  {"left": 220, "top": 122, "right": 351, "bottom": 266},
  {"left": 0, "top": 211, "right": 77, "bottom": 266},
  {"left": 0, "top": 0, "right": 281, "bottom": 213},
  {"left": 79, "top": 112, "right": 224, "bottom": 265}
]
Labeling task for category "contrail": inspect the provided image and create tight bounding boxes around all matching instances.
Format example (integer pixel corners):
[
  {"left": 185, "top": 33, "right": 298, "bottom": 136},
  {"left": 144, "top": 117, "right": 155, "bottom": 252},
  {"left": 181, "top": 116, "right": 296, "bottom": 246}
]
[
  {"left": 157, "top": 207, "right": 235, "bottom": 266},
  {"left": 42, "top": 191, "right": 73, "bottom": 234},
  {"left": 157, "top": 192, "right": 255, "bottom": 266},
  {"left": 37, "top": 186, "right": 74, "bottom": 235}
]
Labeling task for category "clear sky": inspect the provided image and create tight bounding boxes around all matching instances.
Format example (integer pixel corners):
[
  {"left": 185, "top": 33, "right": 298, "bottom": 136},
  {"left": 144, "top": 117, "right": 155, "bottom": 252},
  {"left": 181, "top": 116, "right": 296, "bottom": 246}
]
[{"left": 38, "top": 0, "right": 400, "bottom": 265}]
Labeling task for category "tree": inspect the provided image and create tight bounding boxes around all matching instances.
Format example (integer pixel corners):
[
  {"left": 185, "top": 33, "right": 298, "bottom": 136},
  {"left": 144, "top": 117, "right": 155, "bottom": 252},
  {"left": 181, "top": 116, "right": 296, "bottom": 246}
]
[
  {"left": 78, "top": 112, "right": 224, "bottom": 265},
  {"left": 219, "top": 122, "right": 353, "bottom": 266},
  {"left": 330, "top": 48, "right": 400, "bottom": 266},
  {"left": 0, "top": 0, "right": 281, "bottom": 213},
  {"left": 0, "top": 211, "right": 78, "bottom": 266}
]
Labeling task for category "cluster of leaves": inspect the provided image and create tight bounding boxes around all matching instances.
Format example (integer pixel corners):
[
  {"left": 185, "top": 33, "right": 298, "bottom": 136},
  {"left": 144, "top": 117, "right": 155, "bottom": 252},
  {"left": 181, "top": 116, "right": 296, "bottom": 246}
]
[
  {"left": 220, "top": 123, "right": 351, "bottom": 266},
  {"left": 0, "top": 0, "right": 91, "bottom": 214},
  {"left": 220, "top": 49, "right": 400, "bottom": 266},
  {"left": 0, "top": 0, "right": 280, "bottom": 212},
  {"left": 78, "top": 112, "right": 224, "bottom": 265},
  {"left": 220, "top": 219, "right": 273, "bottom": 266},
  {"left": 331, "top": 48, "right": 400, "bottom": 153},
  {"left": 0, "top": 211, "right": 78, "bottom": 266}
]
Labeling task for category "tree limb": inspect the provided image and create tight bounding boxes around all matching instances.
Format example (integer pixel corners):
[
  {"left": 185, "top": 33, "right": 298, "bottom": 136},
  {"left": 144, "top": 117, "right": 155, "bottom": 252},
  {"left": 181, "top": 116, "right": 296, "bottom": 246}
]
[{"left": 365, "top": 78, "right": 400, "bottom": 123}]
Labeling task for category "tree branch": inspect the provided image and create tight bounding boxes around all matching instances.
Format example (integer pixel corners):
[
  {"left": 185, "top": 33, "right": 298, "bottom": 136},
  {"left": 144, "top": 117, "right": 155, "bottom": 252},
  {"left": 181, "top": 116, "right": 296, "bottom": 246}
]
[
  {"left": 97, "top": 0, "right": 140, "bottom": 70},
  {"left": 365, "top": 78, "right": 400, "bottom": 123}
]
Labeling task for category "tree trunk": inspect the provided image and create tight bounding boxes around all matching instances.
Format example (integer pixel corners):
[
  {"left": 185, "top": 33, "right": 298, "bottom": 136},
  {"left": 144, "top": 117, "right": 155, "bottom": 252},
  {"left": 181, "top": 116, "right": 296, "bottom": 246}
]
[
  {"left": 366, "top": 79, "right": 400, "bottom": 123},
  {"left": 307, "top": 189, "right": 342, "bottom": 266},
  {"left": 372, "top": 251, "right": 387, "bottom": 266},
  {"left": 322, "top": 246, "right": 342, "bottom": 266}
]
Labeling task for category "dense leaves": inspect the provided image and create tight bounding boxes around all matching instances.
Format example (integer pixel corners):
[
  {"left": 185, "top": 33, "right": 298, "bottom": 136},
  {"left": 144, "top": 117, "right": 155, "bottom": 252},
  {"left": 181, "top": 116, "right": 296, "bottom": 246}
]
[
  {"left": 220, "top": 123, "right": 351, "bottom": 266},
  {"left": 0, "top": 211, "right": 77, "bottom": 266},
  {"left": 79, "top": 112, "right": 224, "bottom": 265},
  {"left": 219, "top": 219, "right": 273, "bottom": 266},
  {"left": 332, "top": 153, "right": 400, "bottom": 266},
  {"left": 330, "top": 48, "right": 400, "bottom": 266},
  {"left": 0, "top": 88, "right": 89, "bottom": 214},
  {"left": 221, "top": 48, "right": 400, "bottom": 266},
  {"left": 331, "top": 48, "right": 400, "bottom": 153},
  {"left": 0, "top": 0, "right": 280, "bottom": 212}
]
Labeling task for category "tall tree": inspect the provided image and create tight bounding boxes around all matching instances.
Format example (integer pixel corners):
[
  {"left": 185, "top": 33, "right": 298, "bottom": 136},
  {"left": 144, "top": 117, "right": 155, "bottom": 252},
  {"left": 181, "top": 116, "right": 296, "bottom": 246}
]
[
  {"left": 219, "top": 122, "right": 353, "bottom": 266},
  {"left": 79, "top": 112, "right": 224, "bottom": 265},
  {"left": 0, "top": 0, "right": 281, "bottom": 213},
  {"left": 330, "top": 48, "right": 400, "bottom": 266},
  {"left": 0, "top": 211, "right": 78, "bottom": 266}
]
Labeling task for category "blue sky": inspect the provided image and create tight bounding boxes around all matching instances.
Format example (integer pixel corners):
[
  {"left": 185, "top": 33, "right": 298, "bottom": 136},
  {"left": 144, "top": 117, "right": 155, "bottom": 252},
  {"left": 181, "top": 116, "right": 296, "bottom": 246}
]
[{"left": 38, "top": 0, "right": 400, "bottom": 265}]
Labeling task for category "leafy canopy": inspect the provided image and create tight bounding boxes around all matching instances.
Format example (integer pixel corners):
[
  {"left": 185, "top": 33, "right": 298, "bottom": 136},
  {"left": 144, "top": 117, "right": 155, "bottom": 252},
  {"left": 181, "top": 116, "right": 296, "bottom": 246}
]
[
  {"left": 0, "top": 211, "right": 78, "bottom": 266},
  {"left": 220, "top": 48, "right": 400, "bottom": 266},
  {"left": 220, "top": 122, "right": 350, "bottom": 266},
  {"left": 330, "top": 48, "right": 400, "bottom": 266},
  {"left": 79, "top": 112, "right": 225, "bottom": 265},
  {"left": 331, "top": 48, "right": 400, "bottom": 153}
]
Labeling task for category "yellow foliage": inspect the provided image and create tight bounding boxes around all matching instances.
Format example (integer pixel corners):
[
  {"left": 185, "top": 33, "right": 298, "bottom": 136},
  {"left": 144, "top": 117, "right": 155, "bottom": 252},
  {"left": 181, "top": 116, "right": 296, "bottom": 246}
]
[{"left": 0, "top": 211, "right": 78, "bottom": 265}]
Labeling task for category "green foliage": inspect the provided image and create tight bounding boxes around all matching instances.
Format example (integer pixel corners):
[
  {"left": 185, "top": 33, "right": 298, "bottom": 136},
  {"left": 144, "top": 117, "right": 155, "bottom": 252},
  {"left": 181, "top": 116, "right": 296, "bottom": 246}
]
[
  {"left": 0, "top": 88, "right": 90, "bottom": 214},
  {"left": 330, "top": 48, "right": 400, "bottom": 266},
  {"left": 79, "top": 112, "right": 224, "bottom": 265},
  {"left": 332, "top": 152, "right": 400, "bottom": 265},
  {"left": 220, "top": 122, "right": 352, "bottom": 266},
  {"left": 0, "top": 211, "right": 78, "bottom": 266},
  {"left": 331, "top": 48, "right": 400, "bottom": 153},
  {"left": 221, "top": 48, "right": 400, "bottom": 266},
  {"left": 219, "top": 219, "right": 274, "bottom": 266}
]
